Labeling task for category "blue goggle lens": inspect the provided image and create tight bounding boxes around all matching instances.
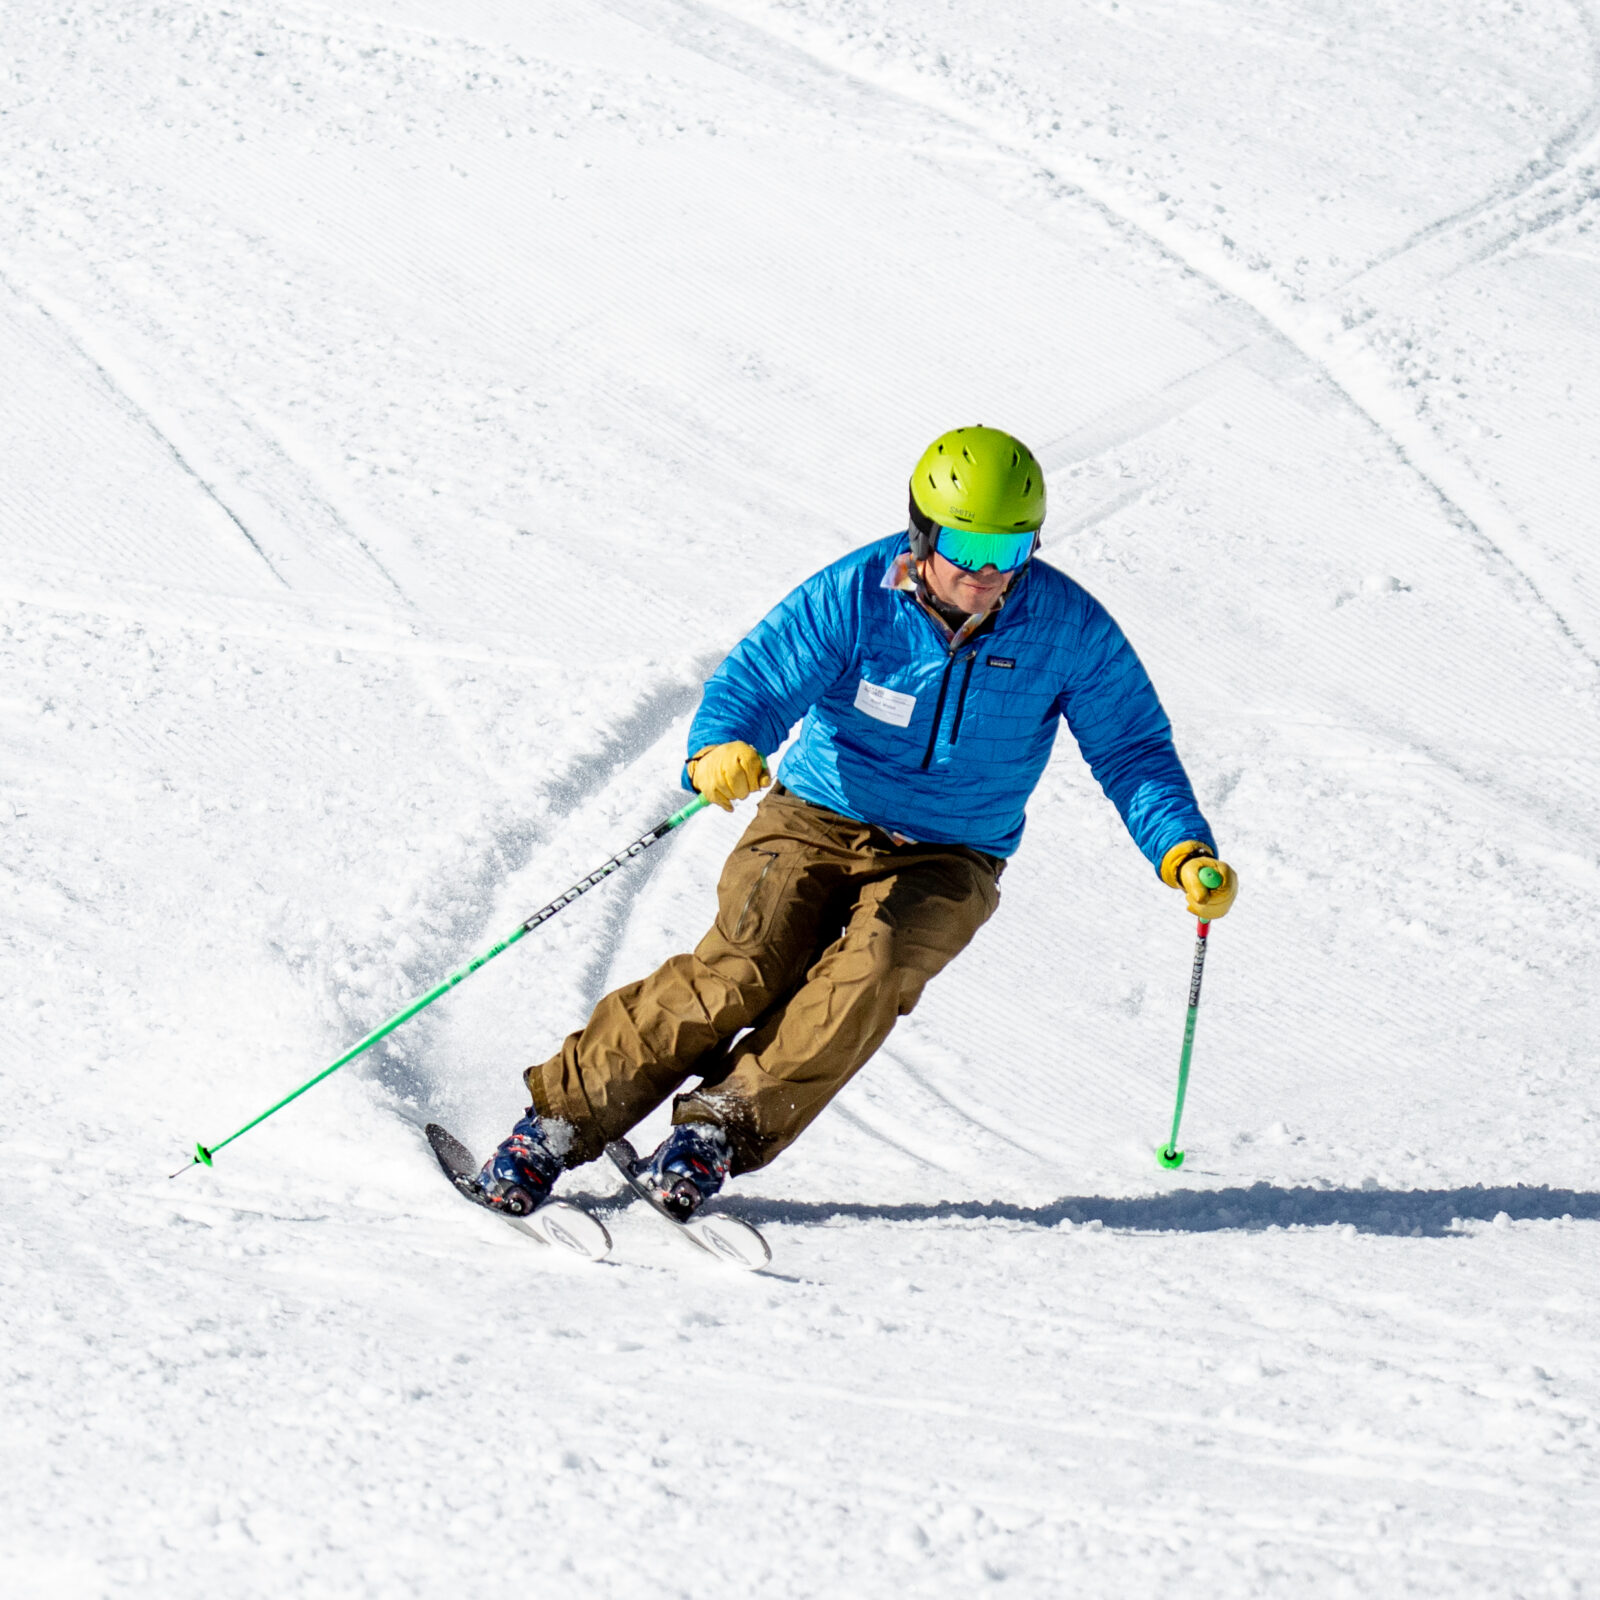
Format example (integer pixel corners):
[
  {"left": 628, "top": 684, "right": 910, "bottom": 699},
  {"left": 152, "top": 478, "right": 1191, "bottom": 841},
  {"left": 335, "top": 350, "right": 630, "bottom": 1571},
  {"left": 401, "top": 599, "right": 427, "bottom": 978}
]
[{"left": 934, "top": 525, "right": 1037, "bottom": 574}]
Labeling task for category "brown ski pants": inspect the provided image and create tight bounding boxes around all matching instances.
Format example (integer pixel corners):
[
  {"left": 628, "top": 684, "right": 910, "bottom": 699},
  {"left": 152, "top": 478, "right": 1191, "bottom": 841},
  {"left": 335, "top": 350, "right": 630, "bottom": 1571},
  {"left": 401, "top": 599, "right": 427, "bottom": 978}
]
[{"left": 525, "top": 785, "right": 1003, "bottom": 1174}]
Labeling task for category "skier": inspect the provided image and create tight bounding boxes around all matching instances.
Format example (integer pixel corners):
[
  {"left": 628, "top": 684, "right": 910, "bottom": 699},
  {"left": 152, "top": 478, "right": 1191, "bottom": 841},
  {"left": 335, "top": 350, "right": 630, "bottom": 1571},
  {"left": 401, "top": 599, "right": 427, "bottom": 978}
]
[{"left": 477, "top": 426, "right": 1237, "bottom": 1219}]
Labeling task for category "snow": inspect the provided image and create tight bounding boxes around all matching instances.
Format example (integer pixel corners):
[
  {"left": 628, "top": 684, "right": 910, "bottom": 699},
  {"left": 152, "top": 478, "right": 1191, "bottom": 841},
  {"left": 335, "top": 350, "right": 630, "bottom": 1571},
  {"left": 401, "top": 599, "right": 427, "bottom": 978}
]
[{"left": 2, "top": 0, "right": 1599, "bottom": 1593}]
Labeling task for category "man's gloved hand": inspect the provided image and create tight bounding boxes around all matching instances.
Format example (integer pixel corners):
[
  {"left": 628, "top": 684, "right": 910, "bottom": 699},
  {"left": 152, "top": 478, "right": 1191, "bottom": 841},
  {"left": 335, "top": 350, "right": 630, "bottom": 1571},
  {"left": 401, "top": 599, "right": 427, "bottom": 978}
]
[
  {"left": 686, "top": 741, "right": 771, "bottom": 811},
  {"left": 1160, "top": 840, "right": 1238, "bottom": 921}
]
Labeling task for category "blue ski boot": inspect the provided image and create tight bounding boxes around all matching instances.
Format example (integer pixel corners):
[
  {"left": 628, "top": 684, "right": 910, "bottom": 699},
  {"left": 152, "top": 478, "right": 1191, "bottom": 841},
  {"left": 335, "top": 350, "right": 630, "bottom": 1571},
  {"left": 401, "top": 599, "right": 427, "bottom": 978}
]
[
  {"left": 638, "top": 1123, "right": 732, "bottom": 1221},
  {"left": 475, "top": 1109, "right": 563, "bottom": 1216}
]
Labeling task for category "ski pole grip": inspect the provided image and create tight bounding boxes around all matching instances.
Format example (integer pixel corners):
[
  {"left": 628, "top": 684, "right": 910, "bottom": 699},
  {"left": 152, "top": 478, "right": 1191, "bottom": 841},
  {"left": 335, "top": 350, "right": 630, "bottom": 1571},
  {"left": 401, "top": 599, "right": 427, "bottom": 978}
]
[{"left": 1197, "top": 865, "right": 1223, "bottom": 889}]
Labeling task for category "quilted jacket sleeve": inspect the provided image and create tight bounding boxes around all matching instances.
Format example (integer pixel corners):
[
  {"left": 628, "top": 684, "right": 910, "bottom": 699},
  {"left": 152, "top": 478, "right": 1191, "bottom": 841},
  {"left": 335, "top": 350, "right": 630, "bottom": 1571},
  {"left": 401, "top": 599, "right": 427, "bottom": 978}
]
[
  {"left": 1060, "top": 596, "right": 1214, "bottom": 871},
  {"left": 684, "top": 559, "right": 857, "bottom": 779}
]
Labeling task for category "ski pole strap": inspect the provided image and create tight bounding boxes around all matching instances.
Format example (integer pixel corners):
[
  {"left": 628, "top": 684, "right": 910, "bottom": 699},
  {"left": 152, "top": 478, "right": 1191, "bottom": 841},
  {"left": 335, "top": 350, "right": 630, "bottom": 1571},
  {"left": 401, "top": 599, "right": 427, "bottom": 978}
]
[{"left": 172, "top": 792, "right": 712, "bottom": 1178}]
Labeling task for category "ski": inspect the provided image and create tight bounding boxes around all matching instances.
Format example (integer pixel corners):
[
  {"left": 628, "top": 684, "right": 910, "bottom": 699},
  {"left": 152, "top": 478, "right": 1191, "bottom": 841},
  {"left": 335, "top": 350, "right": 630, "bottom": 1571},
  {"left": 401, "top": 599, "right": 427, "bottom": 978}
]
[
  {"left": 604, "top": 1137, "right": 771, "bottom": 1271},
  {"left": 426, "top": 1123, "right": 611, "bottom": 1261}
]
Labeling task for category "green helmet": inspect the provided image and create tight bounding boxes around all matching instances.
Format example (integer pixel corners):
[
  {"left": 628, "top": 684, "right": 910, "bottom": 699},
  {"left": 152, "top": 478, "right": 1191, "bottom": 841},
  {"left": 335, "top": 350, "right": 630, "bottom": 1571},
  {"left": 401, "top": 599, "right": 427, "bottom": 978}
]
[{"left": 908, "top": 425, "right": 1046, "bottom": 561}]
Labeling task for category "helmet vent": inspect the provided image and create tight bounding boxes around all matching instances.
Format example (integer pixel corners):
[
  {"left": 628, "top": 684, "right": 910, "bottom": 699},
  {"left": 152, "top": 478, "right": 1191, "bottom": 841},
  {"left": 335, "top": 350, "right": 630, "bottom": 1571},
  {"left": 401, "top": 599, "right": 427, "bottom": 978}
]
[{"left": 910, "top": 425, "right": 1046, "bottom": 540}]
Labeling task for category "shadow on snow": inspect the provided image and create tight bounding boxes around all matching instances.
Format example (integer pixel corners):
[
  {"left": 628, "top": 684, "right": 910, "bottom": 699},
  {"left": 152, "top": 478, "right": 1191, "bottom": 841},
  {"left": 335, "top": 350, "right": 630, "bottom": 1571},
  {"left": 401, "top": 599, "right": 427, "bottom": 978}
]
[{"left": 730, "top": 1183, "right": 1600, "bottom": 1238}]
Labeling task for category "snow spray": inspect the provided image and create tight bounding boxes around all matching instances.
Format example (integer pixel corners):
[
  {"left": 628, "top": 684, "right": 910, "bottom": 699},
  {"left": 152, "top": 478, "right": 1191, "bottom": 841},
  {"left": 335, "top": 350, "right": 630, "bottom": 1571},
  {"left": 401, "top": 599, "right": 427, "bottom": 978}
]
[
  {"left": 170, "top": 794, "right": 712, "bottom": 1178},
  {"left": 1157, "top": 864, "right": 1222, "bottom": 1170}
]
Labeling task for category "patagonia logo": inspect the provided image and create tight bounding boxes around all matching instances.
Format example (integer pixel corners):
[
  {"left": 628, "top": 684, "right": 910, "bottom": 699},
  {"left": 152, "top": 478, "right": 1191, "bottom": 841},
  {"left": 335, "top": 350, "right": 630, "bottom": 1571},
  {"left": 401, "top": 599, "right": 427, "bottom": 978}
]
[{"left": 986, "top": 656, "right": 1016, "bottom": 670}]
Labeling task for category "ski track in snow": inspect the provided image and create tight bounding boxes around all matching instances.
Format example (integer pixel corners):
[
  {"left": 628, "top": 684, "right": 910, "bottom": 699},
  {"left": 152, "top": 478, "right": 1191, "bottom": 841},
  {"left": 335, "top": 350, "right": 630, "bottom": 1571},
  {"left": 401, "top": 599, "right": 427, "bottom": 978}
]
[
  {"left": 1349, "top": 0, "right": 1600, "bottom": 283},
  {"left": 0, "top": 267, "right": 290, "bottom": 589},
  {"left": 3, "top": 1, "right": 1600, "bottom": 1595},
  {"left": 684, "top": 0, "right": 1600, "bottom": 683},
  {"left": 322, "top": 681, "right": 718, "bottom": 1137}
]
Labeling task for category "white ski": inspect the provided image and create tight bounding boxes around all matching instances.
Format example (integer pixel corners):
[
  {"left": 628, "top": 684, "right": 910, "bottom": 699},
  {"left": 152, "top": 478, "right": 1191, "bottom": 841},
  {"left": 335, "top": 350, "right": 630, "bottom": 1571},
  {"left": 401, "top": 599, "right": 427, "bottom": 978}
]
[
  {"left": 605, "top": 1138, "right": 771, "bottom": 1271},
  {"left": 427, "top": 1123, "right": 611, "bottom": 1262}
]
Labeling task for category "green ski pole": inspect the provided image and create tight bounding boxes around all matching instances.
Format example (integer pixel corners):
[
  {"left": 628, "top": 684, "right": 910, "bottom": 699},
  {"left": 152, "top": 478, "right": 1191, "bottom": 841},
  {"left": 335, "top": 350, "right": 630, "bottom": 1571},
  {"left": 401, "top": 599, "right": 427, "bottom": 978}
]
[
  {"left": 1157, "top": 864, "right": 1223, "bottom": 1170},
  {"left": 170, "top": 793, "right": 711, "bottom": 1179}
]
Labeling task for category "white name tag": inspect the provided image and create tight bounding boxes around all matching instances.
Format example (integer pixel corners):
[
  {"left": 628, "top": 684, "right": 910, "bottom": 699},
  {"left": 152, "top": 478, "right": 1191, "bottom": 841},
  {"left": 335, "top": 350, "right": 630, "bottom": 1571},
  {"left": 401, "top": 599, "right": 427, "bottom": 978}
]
[{"left": 854, "top": 678, "right": 916, "bottom": 728}]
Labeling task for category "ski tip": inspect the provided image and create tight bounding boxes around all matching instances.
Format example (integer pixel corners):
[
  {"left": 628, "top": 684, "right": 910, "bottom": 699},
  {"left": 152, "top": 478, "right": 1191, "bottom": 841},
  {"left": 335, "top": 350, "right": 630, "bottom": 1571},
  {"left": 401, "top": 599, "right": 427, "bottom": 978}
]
[
  {"left": 426, "top": 1123, "right": 476, "bottom": 1172},
  {"left": 604, "top": 1138, "right": 640, "bottom": 1173}
]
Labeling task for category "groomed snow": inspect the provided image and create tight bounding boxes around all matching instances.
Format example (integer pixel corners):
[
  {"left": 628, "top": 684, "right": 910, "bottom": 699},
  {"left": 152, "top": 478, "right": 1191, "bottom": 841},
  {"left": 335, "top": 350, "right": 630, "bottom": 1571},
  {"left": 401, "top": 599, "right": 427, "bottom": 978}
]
[{"left": 2, "top": 0, "right": 1598, "bottom": 1594}]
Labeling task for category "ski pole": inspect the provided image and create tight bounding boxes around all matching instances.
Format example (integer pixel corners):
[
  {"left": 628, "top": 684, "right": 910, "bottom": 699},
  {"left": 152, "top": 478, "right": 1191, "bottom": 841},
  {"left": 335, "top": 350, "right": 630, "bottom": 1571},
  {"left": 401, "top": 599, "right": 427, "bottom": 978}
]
[
  {"left": 170, "top": 793, "right": 712, "bottom": 1179},
  {"left": 1156, "top": 864, "right": 1223, "bottom": 1170}
]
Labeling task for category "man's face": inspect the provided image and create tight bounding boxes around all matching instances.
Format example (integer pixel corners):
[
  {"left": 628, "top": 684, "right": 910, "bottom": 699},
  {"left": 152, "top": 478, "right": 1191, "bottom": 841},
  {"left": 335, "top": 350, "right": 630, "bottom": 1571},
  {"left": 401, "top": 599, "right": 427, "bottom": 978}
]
[{"left": 922, "top": 550, "right": 1017, "bottom": 615}]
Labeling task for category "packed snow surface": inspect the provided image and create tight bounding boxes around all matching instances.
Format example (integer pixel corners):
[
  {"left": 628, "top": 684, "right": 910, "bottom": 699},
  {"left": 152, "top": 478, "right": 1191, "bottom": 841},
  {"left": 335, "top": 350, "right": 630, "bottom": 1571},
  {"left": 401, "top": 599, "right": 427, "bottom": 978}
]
[{"left": 3, "top": 0, "right": 1599, "bottom": 1593}]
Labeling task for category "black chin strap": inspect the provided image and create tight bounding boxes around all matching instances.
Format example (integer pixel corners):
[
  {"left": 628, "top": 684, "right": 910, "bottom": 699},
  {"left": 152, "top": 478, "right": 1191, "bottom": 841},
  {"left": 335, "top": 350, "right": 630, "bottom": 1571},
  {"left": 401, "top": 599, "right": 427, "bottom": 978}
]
[{"left": 910, "top": 556, "right": 976, "bottom": 631}]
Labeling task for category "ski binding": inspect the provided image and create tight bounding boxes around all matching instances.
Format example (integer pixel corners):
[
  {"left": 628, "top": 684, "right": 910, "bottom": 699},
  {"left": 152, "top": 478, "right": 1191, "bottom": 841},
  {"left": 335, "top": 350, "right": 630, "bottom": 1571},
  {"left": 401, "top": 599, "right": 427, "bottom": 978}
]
[
  {"left": 605, "top": 1137, "right": 771, "bottom": 1270},
  {"left": 426, "top": 1123, "right": 611, "bottom": 1261}
]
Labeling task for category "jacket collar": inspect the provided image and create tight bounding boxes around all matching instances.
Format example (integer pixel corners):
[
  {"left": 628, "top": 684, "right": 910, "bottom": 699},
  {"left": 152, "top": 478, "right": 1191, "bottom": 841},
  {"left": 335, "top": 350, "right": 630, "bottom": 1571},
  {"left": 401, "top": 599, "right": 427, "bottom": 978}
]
[{"left": 881, "top": 549, "right": 1013, "bottom": 651}]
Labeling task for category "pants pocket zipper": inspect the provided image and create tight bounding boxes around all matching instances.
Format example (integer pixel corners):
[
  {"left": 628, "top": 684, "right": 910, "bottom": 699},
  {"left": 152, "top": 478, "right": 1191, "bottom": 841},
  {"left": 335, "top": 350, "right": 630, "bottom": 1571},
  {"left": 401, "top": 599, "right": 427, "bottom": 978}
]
[{"left": 734, "top": 849, "right": 780, "bottom": 940}]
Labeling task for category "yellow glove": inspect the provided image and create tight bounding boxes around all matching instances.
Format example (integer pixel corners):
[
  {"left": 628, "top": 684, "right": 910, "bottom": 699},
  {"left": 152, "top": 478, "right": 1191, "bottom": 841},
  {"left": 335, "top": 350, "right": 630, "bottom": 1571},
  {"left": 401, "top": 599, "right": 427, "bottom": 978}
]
[
  {"left": 1160, "top": 840, "right": 1238, "bottom": 921},
  {"left": 686, "top": 741, "right": 771, "bottom": 811}
]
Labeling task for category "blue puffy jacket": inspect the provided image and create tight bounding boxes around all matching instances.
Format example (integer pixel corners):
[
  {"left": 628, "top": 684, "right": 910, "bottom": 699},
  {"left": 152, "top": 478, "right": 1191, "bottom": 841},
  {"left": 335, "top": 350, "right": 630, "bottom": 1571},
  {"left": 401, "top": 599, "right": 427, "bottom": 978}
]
[{"left": 686, "top": 533, "right": 1213, "bottom": 865}]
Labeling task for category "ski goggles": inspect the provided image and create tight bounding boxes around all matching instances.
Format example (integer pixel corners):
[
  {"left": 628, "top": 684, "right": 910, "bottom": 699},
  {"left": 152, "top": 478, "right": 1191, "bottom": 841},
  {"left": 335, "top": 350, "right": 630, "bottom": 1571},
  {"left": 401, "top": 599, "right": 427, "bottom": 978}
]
[{"left": 933, "top": 525, "right": 1038, "bottom": 575}]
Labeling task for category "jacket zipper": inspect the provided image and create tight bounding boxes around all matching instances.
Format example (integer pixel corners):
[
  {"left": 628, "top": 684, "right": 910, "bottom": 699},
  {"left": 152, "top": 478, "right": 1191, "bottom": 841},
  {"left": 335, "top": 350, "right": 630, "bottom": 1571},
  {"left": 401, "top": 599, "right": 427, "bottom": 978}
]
[
  {"left": 904, "top": 584, "right": 1000, "bottom": 767},
  {"left": 920, "top": 646, "right": 978, "bottom": 769},
  {"left": 920, "top": 654, "right": 958, "bottom": 770},
  {"left": 948, "top": 651, "right": 978, "bottom": 745}
]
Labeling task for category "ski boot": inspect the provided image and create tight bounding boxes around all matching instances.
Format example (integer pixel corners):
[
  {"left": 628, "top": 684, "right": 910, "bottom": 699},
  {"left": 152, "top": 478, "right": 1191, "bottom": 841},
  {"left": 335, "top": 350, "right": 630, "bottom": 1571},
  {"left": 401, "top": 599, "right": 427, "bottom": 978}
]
[
  {"left": 475, "top": 1108, "right": 563, "bottom": 1216},
  {"left": 637, "top": 1122, "right": 732, "bottom": 1221}
]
